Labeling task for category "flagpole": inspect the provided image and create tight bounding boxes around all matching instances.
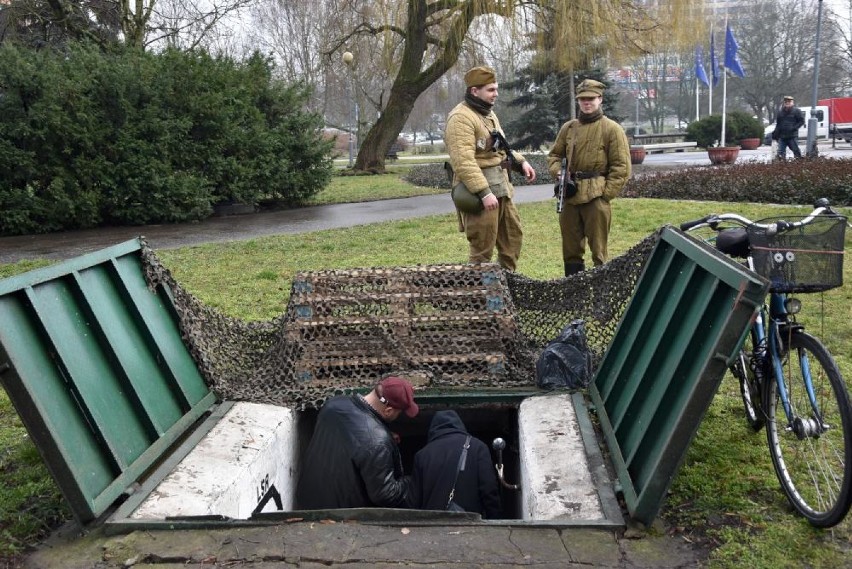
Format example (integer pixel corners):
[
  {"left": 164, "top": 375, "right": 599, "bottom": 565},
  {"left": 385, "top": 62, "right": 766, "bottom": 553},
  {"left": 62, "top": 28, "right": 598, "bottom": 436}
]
[
  {"left": 709, "top": 26, "right": 714, "bottom": 116},
  {"left": 721, "top": 18, "right": 728, "bottom": 146},
  {"left": 721, "top": 65, "right": 728, "bottom": 145},
  {"left": 696, "top": 79, "right": 700, "bottom": 121},
  {"left": 709, "top": 78, "right": 713, "bottom": 117}
]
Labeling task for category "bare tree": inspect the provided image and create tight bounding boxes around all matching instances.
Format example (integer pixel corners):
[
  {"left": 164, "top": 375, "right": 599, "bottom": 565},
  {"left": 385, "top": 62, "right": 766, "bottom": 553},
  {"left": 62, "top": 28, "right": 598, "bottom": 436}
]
[
  {"left": 146, "top": 0, "right": 257, "bottom": 50},
  {"left": 726, "top": 0, "right": 846, "bottom": 122},
  {"left": 631, "top": 49, "right": 683, "bottom": 134},
  {"left": 823, "top": 0, "right": 852, "bottom": 95},
  {"left": 0, "top": 0, "right": 258, "bottom": 50},
  {"left": 324, "top": 0, "right": 700, "bottom": 172},
  {"left": 244, "top": 0, "right": 330, "bottom": 88}
]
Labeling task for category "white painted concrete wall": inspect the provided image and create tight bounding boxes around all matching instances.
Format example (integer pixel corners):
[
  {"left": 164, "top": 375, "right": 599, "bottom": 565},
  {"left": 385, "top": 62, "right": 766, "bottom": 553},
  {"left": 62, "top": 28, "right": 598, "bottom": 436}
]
[
  {"left": 518, "top": 393, "right": 604, "bottom": 521},
  {"left": 131, "top": 402, "right": 298, "bottom": 520}
]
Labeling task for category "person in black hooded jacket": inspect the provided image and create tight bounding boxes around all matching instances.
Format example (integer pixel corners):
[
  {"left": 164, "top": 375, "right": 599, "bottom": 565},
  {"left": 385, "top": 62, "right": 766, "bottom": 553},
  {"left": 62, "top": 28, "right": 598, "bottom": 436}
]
[{"left": 410, "top": 410, "right": 502, "bottom": 518}]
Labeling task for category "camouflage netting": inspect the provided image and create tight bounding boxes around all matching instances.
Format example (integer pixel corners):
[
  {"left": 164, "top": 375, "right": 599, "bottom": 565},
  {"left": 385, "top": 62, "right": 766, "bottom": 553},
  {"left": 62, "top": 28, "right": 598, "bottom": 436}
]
[{"left": 140, "top": 232, "right": 660, "bottom": 411}]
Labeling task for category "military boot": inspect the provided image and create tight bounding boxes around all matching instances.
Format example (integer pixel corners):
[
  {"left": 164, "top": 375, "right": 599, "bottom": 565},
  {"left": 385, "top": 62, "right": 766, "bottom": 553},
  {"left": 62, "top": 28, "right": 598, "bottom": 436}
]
[{"left": 564, "top": 261, "right": 585, "bottom": 277}]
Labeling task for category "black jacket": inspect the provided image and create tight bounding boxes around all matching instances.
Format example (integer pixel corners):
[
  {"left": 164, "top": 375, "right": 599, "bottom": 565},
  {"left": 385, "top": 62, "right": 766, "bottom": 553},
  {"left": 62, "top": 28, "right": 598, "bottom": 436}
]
[
  {"left": 410, "top": 410, "right": 502, "bottom": 518},
  {"left": 295, "top": 394, "right": 411, "bottom": 509},
  {"left": 774, "top": 107, "right": 805, "bottom": 139}
]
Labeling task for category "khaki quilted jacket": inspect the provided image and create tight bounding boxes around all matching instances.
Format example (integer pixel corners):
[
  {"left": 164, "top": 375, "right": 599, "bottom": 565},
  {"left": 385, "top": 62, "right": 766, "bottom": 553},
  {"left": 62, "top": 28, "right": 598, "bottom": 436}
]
[
  {"left": 547, "top": 116, "right": 631, "bottom": 205},
  {"left": 444, "top": 102, "right": 526, "bottom": 197}
]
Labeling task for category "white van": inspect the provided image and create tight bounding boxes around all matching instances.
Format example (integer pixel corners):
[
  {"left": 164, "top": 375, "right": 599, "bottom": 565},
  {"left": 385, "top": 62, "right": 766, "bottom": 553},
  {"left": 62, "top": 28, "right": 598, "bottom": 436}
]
[{"left": 764, "top": 105, "right": 829, "bottom": 143}]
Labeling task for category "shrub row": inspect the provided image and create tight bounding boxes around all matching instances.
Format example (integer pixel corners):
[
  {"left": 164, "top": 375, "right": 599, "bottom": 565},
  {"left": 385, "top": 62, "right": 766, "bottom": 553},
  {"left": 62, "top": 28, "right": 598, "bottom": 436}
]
[
  {"left": 685, "top": 111, "right": 764, "bottom": 149},
  {"left": 405, "top": 155, "right": 852, "bottom": 209},
  {"left": 624, "top": 158, "right": 852, "bottom": 207},
  {"left": 0, "top": 44, "right": 333, "bottom": 236}
]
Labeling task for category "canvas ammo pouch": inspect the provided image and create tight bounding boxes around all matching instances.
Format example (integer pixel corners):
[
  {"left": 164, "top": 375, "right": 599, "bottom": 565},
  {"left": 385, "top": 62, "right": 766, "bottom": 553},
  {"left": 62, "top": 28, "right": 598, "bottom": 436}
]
[{"left": 482, "top": 165, "right": 510, "bottom": 198}]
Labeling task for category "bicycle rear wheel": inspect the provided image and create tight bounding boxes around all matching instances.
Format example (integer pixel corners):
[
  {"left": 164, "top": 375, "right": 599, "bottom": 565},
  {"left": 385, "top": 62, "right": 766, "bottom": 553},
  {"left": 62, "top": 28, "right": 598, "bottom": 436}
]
[
  {"left": 730, "top": 328, "right": 765, "bottom": 431},
  {"left": 765, "top": 331, "right": 852, "bottom": 527}
]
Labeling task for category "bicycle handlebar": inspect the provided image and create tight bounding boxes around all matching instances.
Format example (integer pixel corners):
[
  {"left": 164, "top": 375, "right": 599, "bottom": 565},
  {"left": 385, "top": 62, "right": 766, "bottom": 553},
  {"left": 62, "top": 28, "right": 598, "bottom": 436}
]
[
  {"left": 679, "top": 199, "right": 838, "bottom": 235},
  {"left": 679, "top": 215, "right": 716, "bottom": 232}
]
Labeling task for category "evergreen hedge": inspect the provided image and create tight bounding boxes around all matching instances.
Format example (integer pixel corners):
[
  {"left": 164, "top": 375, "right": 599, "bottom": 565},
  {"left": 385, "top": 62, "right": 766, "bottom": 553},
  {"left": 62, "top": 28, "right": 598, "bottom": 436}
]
[
  {"left": 404, "top": 156, "right": 852, "bottom": 208},
  {"left": 685, "top": 111, "right": 764, "bottom": 148},
  {"left": 0, "top": 44, "right": 333, "bottom": 236}
]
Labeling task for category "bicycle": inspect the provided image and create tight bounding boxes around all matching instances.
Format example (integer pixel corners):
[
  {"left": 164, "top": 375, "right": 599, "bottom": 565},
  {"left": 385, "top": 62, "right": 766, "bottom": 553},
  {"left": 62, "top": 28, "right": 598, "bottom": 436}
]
[{"left": 680, "top": 199, "right": 852, "bottom": 528}]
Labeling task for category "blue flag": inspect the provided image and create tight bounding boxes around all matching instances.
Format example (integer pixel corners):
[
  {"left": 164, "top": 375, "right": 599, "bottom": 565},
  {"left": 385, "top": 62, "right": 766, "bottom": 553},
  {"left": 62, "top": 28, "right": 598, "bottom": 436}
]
[
  {"left": 725, "top": 23, "right": 746, "bottom": 77},
  {"left": 695, "top": 45, "right": 709, "bottom": 87},
  {"left": 710, "top": 32, "right": 720, "bottom": 86}
]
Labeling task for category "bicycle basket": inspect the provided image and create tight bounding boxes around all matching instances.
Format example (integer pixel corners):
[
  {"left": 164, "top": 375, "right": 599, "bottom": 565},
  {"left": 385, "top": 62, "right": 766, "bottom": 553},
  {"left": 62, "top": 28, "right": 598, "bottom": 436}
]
[{"left": 747, "top": 214, "right": 847, "bottom": 293}]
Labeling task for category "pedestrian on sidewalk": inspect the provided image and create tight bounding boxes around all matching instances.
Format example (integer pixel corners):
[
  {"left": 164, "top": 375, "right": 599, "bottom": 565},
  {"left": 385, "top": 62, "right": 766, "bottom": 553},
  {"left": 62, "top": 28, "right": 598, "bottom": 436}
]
[{"left": 772, "top": 95, "right": 805, "bottom": 160}]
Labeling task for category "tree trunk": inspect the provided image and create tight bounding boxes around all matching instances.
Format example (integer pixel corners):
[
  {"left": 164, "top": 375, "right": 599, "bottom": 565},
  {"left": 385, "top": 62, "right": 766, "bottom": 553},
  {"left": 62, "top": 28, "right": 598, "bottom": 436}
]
[
  {"left": 355, "top": 83, "right": 420, "bottom": 171},
  {"left": 352, "top": 0, "right": 494, "bottom": 172}
]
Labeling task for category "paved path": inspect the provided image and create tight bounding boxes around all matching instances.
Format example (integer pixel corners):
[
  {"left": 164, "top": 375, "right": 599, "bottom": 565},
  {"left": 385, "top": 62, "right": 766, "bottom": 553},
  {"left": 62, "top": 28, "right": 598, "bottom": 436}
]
[
  {"left": 27, "top": 519, "right": 709, "bottom": 568},
  {"left": 0, "top": 184, "right": 555, "bottom": 264},
  {"left": 4, "top": 142, "right": 852, "bottom": 265}
]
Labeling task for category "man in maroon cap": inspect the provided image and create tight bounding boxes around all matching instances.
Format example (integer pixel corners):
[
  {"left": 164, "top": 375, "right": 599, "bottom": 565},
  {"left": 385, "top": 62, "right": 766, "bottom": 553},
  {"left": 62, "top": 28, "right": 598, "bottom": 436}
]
[{"left": 295, "top": 376, "right": 419, "bottom": 509}]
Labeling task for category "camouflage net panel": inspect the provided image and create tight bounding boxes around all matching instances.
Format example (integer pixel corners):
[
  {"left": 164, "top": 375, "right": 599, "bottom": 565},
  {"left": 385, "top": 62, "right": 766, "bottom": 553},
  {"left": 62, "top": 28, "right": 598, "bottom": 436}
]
[{"left": 140, "top": 232, "right": 659, "bottom": 411}]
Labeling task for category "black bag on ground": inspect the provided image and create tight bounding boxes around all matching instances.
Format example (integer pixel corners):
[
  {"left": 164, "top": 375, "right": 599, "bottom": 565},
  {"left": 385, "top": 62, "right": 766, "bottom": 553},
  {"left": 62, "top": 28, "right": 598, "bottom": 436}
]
[{"left": 535, "top": 319, "right": 593, "bottom": 390}]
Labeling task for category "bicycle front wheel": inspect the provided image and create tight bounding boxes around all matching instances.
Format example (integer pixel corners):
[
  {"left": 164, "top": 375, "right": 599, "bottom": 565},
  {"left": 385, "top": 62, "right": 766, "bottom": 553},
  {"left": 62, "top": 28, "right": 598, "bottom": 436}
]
[{"left": 765, "top": 331, "right": 852, "bottom": 527}]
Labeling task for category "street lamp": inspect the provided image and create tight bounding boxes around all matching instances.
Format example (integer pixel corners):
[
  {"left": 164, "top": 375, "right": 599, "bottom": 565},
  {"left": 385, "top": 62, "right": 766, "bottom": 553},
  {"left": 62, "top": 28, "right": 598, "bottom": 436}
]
[
  {"left": 635, "top": 94, "right": 640, "bottom": 137},
  {"left": 342, "top": 51, "right": 359, "bottom": 168},
  {"left": 806, "top": 0, "right": 824, "bottom": 158}
]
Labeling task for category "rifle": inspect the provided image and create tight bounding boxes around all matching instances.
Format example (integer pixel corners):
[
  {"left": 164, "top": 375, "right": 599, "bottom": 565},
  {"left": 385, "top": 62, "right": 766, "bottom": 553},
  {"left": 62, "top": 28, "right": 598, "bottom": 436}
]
[
  {"left": 555, "top": 158, "right": 576, "bottom": 213},
  {"left": 555, "top": 121, "right": 579, "bottom": 214}
]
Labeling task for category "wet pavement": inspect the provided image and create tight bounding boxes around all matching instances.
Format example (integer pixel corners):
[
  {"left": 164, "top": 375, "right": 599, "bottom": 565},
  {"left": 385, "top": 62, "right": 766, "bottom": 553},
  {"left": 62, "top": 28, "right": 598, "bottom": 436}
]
[
  {"left": 26, "top": 517, "right": 709, "bottom": 568},
  {"left": 3, "top": 142, "right": 851, "bottom": 265},
  {"left": 0, "top": 185, "right": 556, "bottom": 264}
]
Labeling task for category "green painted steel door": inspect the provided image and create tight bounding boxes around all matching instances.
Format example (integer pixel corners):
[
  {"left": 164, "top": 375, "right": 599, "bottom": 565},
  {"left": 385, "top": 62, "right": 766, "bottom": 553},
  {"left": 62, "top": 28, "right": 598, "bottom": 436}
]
[
  {"left": 589, "top": 227, "right": 769, "bottom": 525},
  {"left": 0, "top": 239, "right": 215, "bottom": 523}
]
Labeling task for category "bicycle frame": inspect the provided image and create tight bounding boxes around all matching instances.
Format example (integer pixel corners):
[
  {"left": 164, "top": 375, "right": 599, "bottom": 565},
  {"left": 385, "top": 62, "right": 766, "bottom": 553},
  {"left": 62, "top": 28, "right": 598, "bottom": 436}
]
[
  {"left": 749, "top": 261, "right": 823, "bottom": 435},
  {"left": 682, "top": 201, "right": 852, "bottom": 526}
]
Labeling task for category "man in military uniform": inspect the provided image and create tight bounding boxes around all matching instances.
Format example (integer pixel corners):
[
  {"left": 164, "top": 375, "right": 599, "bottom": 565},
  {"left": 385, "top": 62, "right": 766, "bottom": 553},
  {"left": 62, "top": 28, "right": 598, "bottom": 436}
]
[
  {"left": 547, "top": 79, "right": 631, "bottom": 276},
  {"left": 444, "top": 66, "right": 537, "bottom": 271}
]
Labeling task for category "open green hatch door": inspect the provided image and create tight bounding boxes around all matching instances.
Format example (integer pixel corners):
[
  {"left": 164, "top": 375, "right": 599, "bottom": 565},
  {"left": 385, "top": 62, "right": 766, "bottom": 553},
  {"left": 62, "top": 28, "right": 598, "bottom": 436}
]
[
  {"left": 0, "top": 228, "right": 770, "bottom": 530},
  {"left": 589, "top": 226, "right": 770, "bottom": 525},
  {"left": 0, "top": 239, "right": 215, "bottom": 523}
]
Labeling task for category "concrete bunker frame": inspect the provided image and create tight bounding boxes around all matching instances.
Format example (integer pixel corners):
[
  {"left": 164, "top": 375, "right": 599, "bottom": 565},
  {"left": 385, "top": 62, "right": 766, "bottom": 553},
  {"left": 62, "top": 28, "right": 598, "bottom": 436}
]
[{"left": 0, "top": 230, "right": 768, "bottom": 532}]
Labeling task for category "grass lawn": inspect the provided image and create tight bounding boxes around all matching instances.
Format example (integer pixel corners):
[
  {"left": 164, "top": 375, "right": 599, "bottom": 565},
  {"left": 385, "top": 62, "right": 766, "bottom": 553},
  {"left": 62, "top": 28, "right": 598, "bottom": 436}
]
[{"left": 0, "top": 190, "right": 851, "bottom": 567}]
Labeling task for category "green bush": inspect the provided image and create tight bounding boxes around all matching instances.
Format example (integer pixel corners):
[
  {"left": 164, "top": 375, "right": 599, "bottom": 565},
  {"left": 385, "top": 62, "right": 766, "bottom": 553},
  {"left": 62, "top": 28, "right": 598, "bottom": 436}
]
[
  {"left": 0, "top": 44, "right": 333, "bottom": 236},
  {"left": 729, "top": 111, "right": 764, "bottom": 141},
  {"left": 624, "top": 158, "right": 852, "bottom": 207},
  {"left": 685, "top": 112, "right": 763, "bottom": 148}
]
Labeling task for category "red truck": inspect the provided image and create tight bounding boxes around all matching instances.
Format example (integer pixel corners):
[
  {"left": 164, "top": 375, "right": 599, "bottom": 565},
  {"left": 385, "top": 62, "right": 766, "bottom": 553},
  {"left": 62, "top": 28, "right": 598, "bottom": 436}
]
[{"left": 818, "top": 97, "right": 852, "bottom": 143}]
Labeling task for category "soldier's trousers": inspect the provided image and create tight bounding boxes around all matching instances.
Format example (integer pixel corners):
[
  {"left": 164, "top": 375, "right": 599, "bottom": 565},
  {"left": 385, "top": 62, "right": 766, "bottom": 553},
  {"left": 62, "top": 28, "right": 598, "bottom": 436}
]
[
  {"left": 462, "top": 196, "right": 523, "bottom": 271},
  {"left": 559, "top": 197, "right": 611, "bottom": 267}
]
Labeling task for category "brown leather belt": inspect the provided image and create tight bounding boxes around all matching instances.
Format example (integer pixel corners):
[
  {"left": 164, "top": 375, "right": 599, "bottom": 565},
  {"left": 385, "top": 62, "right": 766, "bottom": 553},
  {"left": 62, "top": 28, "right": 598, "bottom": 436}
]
[{"left": 571, "top": 171, "right": 604, "bottom": 180}]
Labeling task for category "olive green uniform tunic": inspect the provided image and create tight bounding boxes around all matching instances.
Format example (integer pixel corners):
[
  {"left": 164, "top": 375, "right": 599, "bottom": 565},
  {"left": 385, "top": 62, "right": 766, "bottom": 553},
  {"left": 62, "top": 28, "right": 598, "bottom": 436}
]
[{"left": 547, "top": 115, "right": 631, "bottom": 267}]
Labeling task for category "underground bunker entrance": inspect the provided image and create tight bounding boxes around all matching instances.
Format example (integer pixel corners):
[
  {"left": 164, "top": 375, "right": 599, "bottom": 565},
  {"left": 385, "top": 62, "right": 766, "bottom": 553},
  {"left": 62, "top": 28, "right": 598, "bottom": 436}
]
[
  {"left": 108, "top": 393, "right": 623, "bottom": 531},
  {"left": 294, "top": 400, "right": 525, "bottom": 520}
]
